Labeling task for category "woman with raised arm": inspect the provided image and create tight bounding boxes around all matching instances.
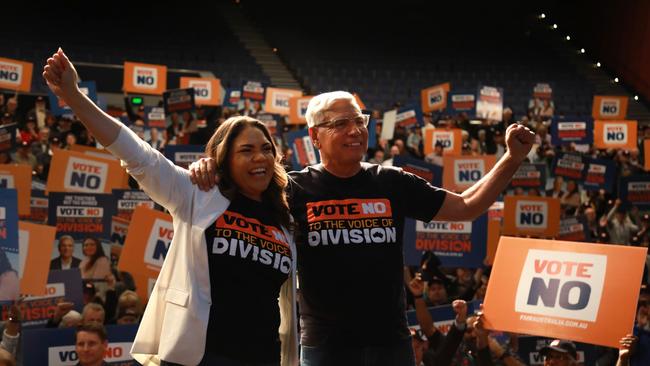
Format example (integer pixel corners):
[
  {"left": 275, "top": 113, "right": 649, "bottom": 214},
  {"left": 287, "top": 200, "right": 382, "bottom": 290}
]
[{"left": 43, "top": 49, "right": 298, "bottom": 366}]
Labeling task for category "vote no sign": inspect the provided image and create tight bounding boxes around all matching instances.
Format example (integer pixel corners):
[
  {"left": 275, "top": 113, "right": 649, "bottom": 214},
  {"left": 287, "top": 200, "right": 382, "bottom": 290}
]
[
  {"left": 46, "top": 148, "right": 129, "bottom": 194},
  {"left": 483, "top": 237, "right": 646, "bottom": 348}
]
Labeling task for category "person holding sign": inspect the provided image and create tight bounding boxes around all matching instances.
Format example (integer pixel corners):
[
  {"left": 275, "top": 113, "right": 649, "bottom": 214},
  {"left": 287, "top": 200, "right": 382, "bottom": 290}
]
[
  {"left": 43, "top": 49, "right": 298, "bottom": 366},
  {"left": 190, "top": 91, "right": 535, "bottom": 365}
]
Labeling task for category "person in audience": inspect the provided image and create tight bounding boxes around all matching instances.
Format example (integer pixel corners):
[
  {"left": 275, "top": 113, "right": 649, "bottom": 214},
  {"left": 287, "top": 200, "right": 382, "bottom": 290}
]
[
  {"left": 165, "top": 112, "right": 185, "bottom": 145},
  {"left": 472, "top": 312, "right": 525, "bottom": 365},
  {"left": 537, "top": 99, "right": 554, "bottom": 119},
  {"left": 107, "top": 290, "right": 142, "bottom": 325},
  {"left": 44, "top": 49, "right": 298, "bottom": 366},
  {"left": 408, "top": 274, "right": 471, "bottom": 365},
  {"left": 603, "top": 199, "right": 639, "bottom": 245},
  {"left": 75, "top": 323, "right": 109, "bottom": 366},
  {"left": 50, "top": 235, "right": 82, "bottom": 270},
  {"left": 632, "top": 294, "right": 650, "bottom": 365},
  {"left": 560, "top": 180, "right": 581, "bottom": 215},
  {"left": 424, "top": 140, "right": 444, "bottom": 167},
  {"left": 18, "top": 116, "right": 39, "bottom": 145},
  {"left": 79, "top": 237, "right": 111, "bottom": 280},
  {"left": 116, "top": 308, "right": 140, "bottom": 325},
  {"left": 381, "top": 144, "right": 401, "bottom": 166},
  {"left": 406, "top": 128, "right": 423, "bottom": 158},
  {"left": 0, "top": 113, "right": 13, "bottom": 126},
  {"left": 83, "top": 281, "right": 104, "bottom": 306},
  {"left": 538, "top": 339, "right": 579, "bottom": 366},
  {"left": 617, "top": 334, "right": 638, "bottom": 366},
  {"left": 546, "top": 176, "right": 564, "bottom": 198},
  {"left": 368, "top": 149, "right": 385, "bottom": 164},
  {"left": 10, "top": 141, "right": 37, "bottom": 169},
  {"left": 32, "top": 125, "right": 52, "bottom": 164},
  {"left": 4, "top": 98, "right": 19, "bottom": 124},
  {"left": 59, "top": 310, "right": 83, "bottom": 328},
  {"left": 47, "top": 300, "right": 76, "bottom": 328},
  {"left": 425, "top": 277, "right": 450, "bottom": 307},
  {"left": 81, "top": 302, "right": 106, "bottom": 325},
  {"left": 410, "top": 328, "right": 428, "bottom": 366},
  {"left": 26, "top": 95, "right": 50, "bottom": 129}
]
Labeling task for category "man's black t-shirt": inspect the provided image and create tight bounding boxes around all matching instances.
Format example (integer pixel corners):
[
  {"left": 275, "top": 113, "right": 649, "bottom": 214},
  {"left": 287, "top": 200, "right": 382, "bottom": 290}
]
[
  {"left": 288, "top": 163, "right": 446, "bottom": 346},
  {"left": 204, "top": 193, "right": 292, "bottom": 362}
]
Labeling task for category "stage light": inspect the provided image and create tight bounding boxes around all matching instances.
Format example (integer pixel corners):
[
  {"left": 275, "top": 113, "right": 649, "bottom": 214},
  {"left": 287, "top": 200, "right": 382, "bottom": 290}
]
[
  {"left": 634, "top": 95, "right": 639, "bottom": 101},
  {"left": 566, "top": 35, "right": 571, "bottom": 41},
  {"left": 552, "top": 24, "right": 558, "bottom": 29},
  {"left": 540, "top": 13, "right": 546, "bottom": 19},
  {"left": 580, "top": 48, "right": 585, "bottom": 53},
  {"left": 596, "top": 62, "right": 601, "bottom": 67},
  {"left": 614, "top": 77, "right": 619, "bottom": 83}
]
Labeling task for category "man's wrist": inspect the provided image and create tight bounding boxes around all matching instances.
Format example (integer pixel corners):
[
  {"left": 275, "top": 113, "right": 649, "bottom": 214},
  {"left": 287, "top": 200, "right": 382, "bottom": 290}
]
[{"left": 503, "top": 150, "right": 525, "bottom": 165}]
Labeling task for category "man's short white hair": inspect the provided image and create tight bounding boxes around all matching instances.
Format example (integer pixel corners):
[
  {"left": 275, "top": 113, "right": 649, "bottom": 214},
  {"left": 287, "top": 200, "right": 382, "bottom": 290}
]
[
  {"left": 305, "top": 91, "right": 361, "bottom": 128},
  {"left": 60, "top": 310, "right": 82, "bottom": 328}
]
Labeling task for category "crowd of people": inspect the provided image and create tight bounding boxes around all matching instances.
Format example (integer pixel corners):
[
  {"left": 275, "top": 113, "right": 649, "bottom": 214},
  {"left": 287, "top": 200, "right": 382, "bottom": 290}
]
[{"left": 0, "top": 48, "right": 647, "bottom": 365}]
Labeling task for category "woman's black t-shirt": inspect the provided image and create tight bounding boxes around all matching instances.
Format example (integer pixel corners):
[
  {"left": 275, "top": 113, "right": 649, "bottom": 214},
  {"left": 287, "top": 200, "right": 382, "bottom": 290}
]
[{"left": 204, "top": 193, "right": 292, "bottom": 362}]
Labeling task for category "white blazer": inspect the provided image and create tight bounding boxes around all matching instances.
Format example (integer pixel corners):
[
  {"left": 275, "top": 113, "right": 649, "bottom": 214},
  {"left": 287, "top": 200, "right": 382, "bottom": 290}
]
[{"left": 106, "top": 126, "right": 298, "bottom": 366}]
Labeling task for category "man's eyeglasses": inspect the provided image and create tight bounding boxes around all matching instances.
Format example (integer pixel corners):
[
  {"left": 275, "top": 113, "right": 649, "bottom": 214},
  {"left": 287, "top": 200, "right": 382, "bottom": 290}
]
[{"left": 317, "top": 114, "right": 370, "bottom": 131}]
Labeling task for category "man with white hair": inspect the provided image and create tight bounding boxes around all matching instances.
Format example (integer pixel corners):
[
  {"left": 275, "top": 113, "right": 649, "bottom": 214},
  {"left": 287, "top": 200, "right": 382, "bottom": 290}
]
[
  {"left": 59, "top": 310, "right": 82, "bottom": 328},
  {"left": 191, "top": 91, "right": 534, "bottom": 365}
]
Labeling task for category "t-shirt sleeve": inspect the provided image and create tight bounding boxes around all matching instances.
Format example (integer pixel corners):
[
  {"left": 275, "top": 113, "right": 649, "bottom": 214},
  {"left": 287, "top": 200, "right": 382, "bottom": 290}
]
[{"left": 393, "top": 168, "right": 447, "bottom": 222}]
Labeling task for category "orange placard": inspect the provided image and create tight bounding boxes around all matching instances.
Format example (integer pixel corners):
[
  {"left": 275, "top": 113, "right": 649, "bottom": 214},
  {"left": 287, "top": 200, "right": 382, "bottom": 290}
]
[
  {"left": 46, "top": 148, "right": 129, "bottom": 194},
  {"left": 483, "top": 236, "right": 647, "bottom": 348},
  {"left": 593, "top": 120, "right": 638, "bottom": 150},
  {"left": 645, "top": 140, "right": 650, "bottom": 171},
  {"left": 421, "top": 82, "right": 450, "bottom": 113},
  {"left": 69, "top": 144, "right": 118, "bottom": 160},
  {"left": 19, "top": 221, "right": 56, "bottom": 295},
  {"left": 503, "top": 196, "right": 561, "bottom": 237},
  {"left": 264, "top": 87, "right": 303, "bottom": 115},
  {"left": 0, "top": 164, "right": 31, "bottom": 216},
  {"left": 123, "top": 61, "right": 167, "bottom": 95},
  {"left": 485, "top": 201, "right": 503, "bottom": 265},
  {"left": 442, "top": 155, "right": 497, "bottom": 192},
  {"left": 0, "top": 57, "right": 33, "bottom": 92},
  {"left": 180, "top": 77, "right": 222, "bottom": 106},
  {"left": 423, "top": 128, "right": 462, "bottom": 156},
  {"left": 288, "top": 95, "right": 313, "bottom": 124},
  {"left": 592, "top": 95, "right": 629, "bottom": 120},
  {"left": 117, "top": 206, "right": 172, "bottom": 301}
]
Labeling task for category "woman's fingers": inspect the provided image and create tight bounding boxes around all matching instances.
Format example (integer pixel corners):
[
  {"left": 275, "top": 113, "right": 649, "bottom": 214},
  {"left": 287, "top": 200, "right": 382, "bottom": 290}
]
[
  {"left": 207, "top": 159, "right": 216, "bottom": 188},
  {"left": 199, "top": 159, "right": 210, "bottom": 191},
  {"left": 47, "top": 57, "right": 62, "bottom": 75},
  {"left": 43, "top": 65, "right": 59, "bottom": 86}
]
